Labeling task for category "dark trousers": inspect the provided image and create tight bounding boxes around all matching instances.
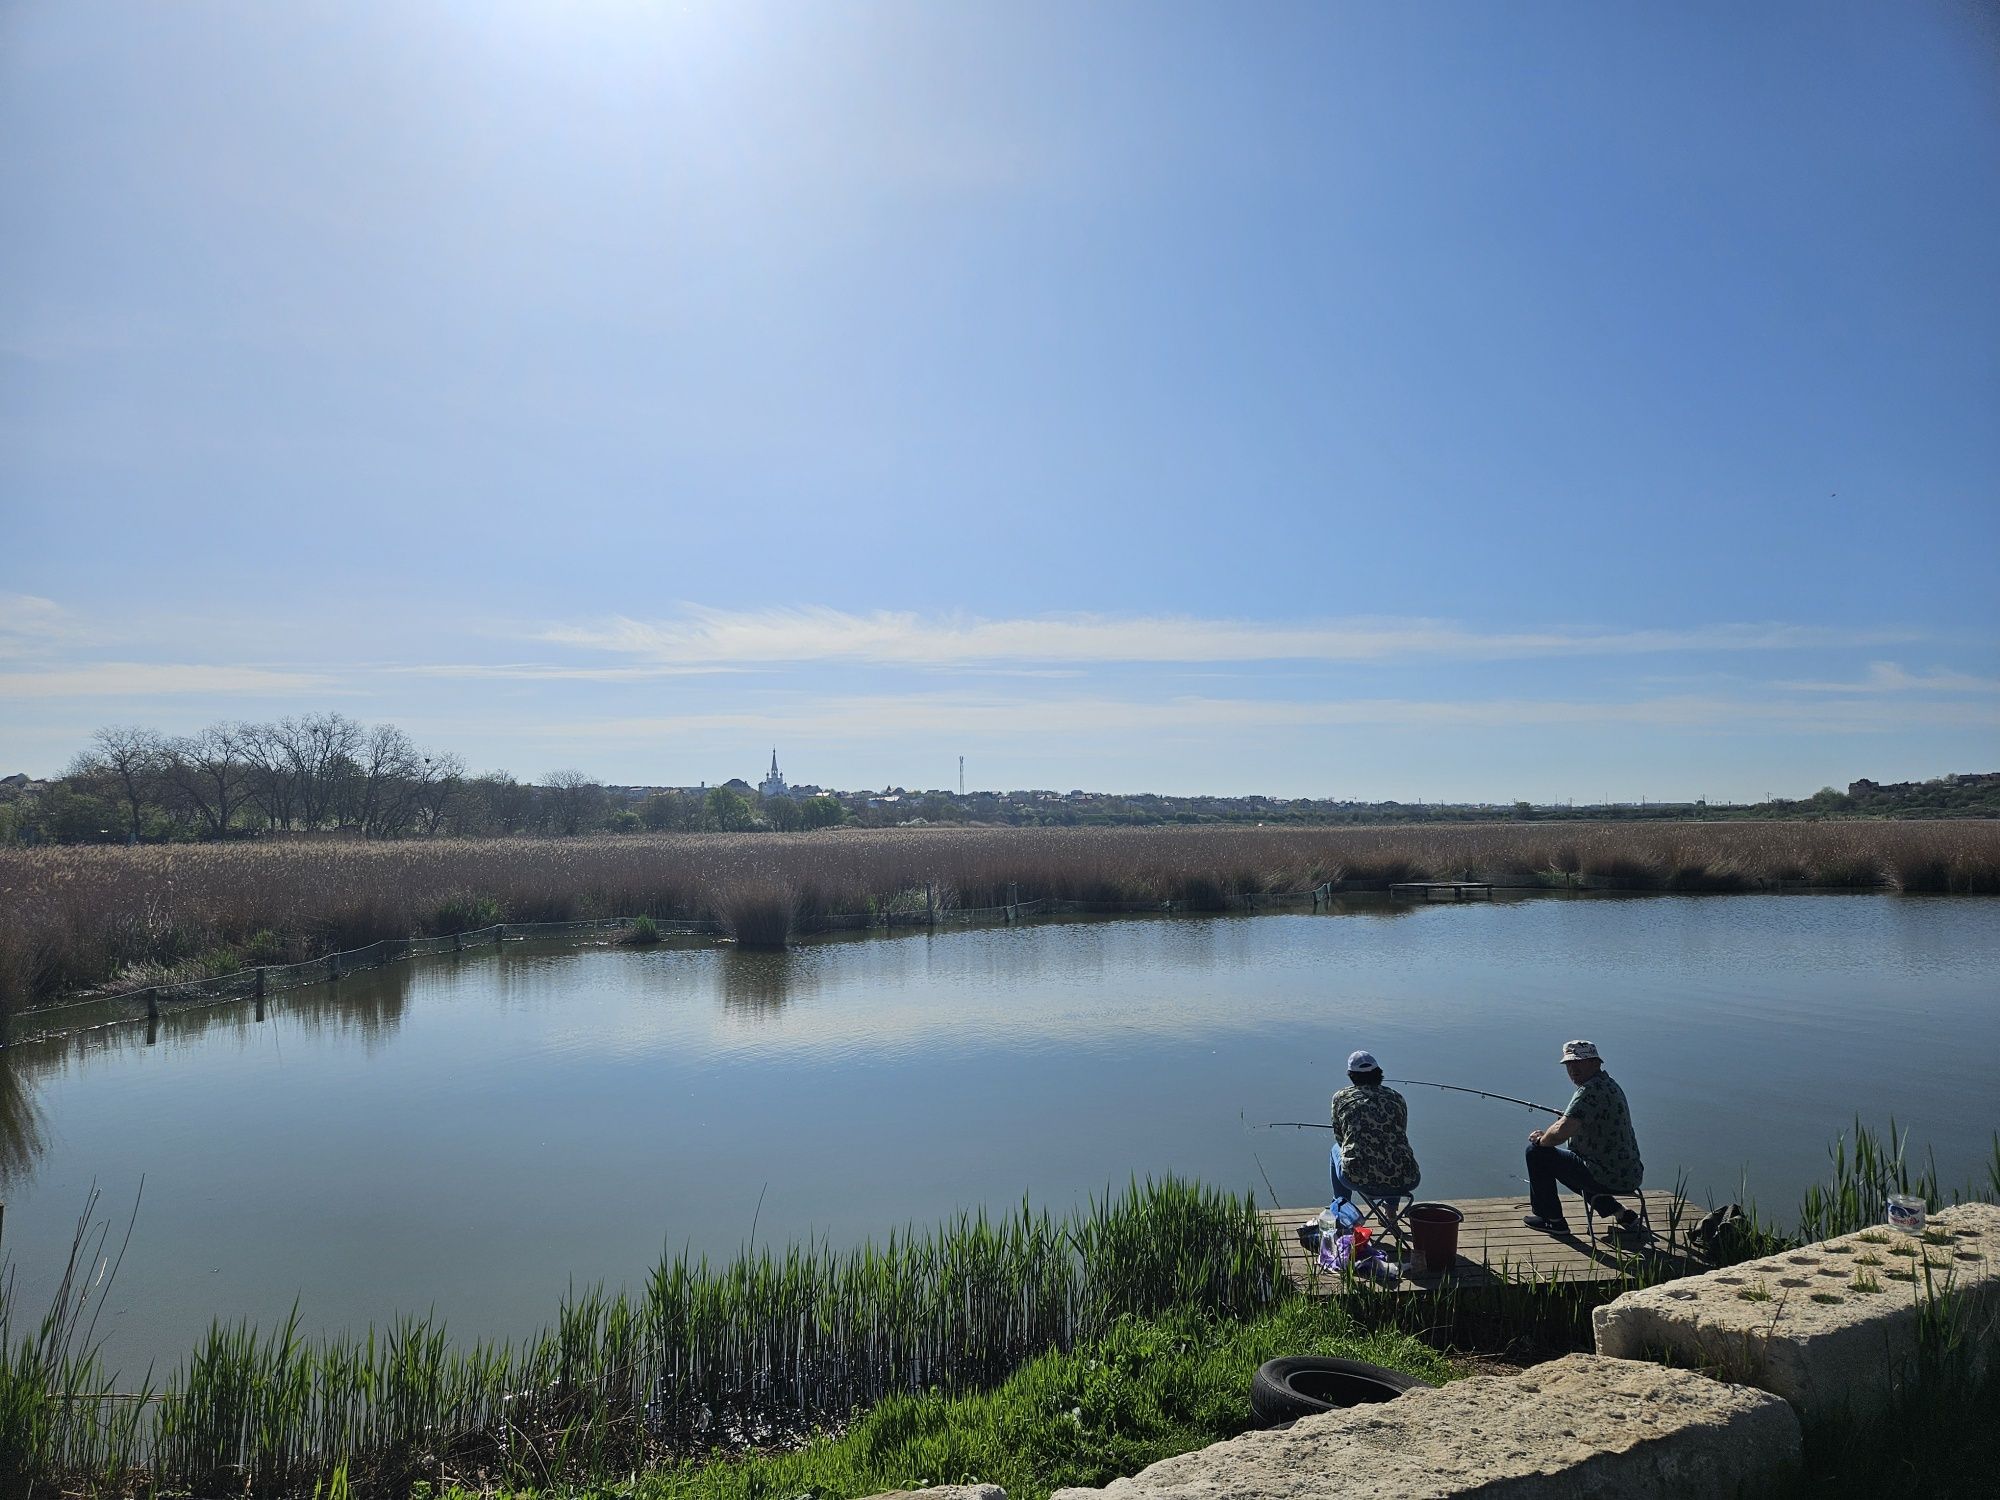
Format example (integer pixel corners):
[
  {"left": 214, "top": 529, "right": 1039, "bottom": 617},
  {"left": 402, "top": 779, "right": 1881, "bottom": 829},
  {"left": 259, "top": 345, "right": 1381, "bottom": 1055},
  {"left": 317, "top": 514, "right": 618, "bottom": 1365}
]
[{"left": 1526, "top": 1144, "right": 1627, "bottom": 1223}]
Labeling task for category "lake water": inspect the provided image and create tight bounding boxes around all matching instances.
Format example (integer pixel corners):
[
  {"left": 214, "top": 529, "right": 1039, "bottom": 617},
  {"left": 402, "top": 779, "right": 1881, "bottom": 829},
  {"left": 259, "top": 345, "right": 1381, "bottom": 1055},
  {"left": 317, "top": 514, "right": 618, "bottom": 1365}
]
[{"left": 2, "top": 893, "right": 1995, "bottom": 1377}]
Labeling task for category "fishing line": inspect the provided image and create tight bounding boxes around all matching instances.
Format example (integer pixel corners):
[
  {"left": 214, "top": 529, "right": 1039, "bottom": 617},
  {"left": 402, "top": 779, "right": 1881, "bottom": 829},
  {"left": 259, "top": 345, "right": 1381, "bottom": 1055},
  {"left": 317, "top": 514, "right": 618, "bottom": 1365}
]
[
  {"left": 1391, "top": 1079, "right": 1563, "bottom": 1115},
  {"left": 1235, "top": 1111, "right": 1289, "bottom": 1205}
]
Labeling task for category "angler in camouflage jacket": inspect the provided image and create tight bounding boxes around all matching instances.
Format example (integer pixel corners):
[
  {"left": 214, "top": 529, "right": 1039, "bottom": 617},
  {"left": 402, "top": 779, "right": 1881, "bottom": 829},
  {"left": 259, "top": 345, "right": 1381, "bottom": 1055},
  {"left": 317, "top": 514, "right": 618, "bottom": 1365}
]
[{"left": 1329, "top": 1049, "right": 1422, "bottom": 1198}]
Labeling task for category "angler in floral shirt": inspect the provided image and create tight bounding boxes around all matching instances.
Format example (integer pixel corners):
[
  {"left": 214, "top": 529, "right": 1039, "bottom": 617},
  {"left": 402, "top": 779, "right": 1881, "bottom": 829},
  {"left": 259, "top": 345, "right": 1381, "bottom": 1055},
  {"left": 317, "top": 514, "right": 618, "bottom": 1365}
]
[
  {"left": 1329, "top": 1049, "right": 1422, "bottom": 1200},
  {"left": 1524, "top": 1039, "right": 1646, "bottom": 1236}
]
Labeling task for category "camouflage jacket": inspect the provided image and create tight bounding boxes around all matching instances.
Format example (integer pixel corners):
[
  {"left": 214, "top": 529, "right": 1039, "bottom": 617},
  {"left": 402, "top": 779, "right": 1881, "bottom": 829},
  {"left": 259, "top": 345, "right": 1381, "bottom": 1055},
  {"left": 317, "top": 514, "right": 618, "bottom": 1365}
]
[{"left": 1329, "top": 1084, "right": 1421, "bottom": 1195}]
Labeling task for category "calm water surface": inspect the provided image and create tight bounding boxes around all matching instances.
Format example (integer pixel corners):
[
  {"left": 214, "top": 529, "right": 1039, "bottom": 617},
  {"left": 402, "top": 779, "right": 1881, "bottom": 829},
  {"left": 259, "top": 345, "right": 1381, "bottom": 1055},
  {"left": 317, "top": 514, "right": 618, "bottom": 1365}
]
[{"left": 2, "top": 894, "right": 1995, "bottom": 1375}]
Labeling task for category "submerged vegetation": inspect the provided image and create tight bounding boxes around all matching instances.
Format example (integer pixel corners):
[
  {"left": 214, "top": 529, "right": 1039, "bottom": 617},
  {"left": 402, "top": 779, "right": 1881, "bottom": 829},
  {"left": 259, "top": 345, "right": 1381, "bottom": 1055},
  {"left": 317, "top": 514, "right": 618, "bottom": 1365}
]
[{"left": 4, "top": 820, "right": 1997, "bottom": 1011}]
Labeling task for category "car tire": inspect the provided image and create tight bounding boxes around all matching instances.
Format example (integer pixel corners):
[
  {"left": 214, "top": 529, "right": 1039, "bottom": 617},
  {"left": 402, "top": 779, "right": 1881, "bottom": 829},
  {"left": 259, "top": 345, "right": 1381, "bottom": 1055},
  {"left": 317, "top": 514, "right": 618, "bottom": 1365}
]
[{"left": 1249, "top": 1356, "right": 1433, "bottom": 1427}]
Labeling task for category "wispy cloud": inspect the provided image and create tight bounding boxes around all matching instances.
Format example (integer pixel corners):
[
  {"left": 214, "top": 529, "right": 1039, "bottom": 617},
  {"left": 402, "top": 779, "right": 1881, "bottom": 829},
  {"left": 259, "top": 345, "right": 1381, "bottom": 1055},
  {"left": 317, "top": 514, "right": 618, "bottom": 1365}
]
[
  {"left": 535, "top": 606, "right": 1920, "bottom": 668},
  {"left": 0, "top": 663, "right": 334, "bottom": 698},
  {"left": 535, "top": 690, "right": 2000, "bottom": 745},
  {"left": 0, "top": 594, "right": 97, "bottom": 659},
  {"left": 385, "top": 662, "right": 747, "bottom": 682},
  {"left": 1774, "top": 661, "right": 2000, "bottom": 695}
]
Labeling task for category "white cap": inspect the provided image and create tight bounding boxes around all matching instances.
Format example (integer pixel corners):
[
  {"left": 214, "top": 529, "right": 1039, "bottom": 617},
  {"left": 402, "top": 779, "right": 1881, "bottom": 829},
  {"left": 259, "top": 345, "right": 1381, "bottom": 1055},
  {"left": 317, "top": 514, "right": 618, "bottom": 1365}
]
[
  {"left": 1559, "top": 1040, "right": 1601, "bottom": 1063},
  {"left": 1347, "top": 1049, "right": 1380, "bottom": 1072}
]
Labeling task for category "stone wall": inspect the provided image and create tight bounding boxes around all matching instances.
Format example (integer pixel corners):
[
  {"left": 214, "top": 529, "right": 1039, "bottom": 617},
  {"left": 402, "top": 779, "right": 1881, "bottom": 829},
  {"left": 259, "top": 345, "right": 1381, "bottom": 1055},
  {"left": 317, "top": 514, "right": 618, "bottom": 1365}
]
[
  {"left": 1594, "top": 1201, "right": 1999, "bottom": 1422},
  {"left": 1041, "top": 1354, "right": 1799, "bottom": 1500}
]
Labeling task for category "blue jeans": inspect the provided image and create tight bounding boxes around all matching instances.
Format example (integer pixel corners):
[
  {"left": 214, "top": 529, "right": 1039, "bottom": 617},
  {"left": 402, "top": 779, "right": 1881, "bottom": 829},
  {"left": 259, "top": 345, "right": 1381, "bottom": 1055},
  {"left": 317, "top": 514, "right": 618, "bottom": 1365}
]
[{"left": 1525, "top": 1143, "right": 1627, "bottom": 1223}]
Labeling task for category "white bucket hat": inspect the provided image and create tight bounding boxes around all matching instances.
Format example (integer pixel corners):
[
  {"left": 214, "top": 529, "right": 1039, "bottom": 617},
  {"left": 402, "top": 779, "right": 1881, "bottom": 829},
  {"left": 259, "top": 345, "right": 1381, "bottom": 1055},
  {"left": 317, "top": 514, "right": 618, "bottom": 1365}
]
[{"left": 1559, "top": 1039, "right": 1601, "bottom": 1063}]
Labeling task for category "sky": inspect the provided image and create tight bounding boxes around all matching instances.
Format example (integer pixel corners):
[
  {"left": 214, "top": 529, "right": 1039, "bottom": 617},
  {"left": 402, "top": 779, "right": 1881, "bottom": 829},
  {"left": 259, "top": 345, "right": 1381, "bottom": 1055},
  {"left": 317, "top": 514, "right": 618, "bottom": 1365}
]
[{"left": 2, "top": 0, "right": 1996, "bottom": 800}]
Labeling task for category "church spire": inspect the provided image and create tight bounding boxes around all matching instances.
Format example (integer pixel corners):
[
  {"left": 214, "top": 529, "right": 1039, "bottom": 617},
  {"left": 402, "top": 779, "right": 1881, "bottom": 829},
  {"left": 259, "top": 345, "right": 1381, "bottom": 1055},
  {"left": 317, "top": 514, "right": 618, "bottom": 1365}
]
[{"left": 769, "top": 747, "right": 780, "bottom": 779}]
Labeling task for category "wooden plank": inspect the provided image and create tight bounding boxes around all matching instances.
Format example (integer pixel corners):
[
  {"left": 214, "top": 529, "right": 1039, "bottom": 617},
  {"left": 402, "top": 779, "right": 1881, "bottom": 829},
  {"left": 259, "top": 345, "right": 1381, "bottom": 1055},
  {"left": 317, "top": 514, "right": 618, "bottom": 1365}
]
[{"left": 1262, "top": 1195, "right": 1707, "bottom": 1296}]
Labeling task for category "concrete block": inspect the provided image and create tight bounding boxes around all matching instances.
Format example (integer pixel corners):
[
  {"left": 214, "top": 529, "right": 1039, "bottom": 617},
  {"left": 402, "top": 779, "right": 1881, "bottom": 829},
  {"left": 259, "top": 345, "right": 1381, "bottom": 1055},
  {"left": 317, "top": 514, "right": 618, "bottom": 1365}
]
[
  {"left": 1594, "top": 1201, "right": 2000, "bottom": 1422},
  {"left": 1049, "top": 1354, "right": 1798, "bottom": 1500}
]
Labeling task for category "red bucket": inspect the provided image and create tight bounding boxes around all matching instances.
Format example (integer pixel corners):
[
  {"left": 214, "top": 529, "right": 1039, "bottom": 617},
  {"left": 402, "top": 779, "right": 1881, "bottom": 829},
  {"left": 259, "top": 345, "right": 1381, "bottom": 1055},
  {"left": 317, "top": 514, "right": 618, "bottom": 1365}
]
[{"left": 1408, "top": 1202, "right": 1464, "bottom": 1272}]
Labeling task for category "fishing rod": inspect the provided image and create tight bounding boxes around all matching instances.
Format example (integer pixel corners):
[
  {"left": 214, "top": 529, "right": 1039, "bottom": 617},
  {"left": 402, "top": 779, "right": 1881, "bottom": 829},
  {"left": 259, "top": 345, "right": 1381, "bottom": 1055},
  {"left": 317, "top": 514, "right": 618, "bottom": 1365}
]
[
  {"left": 1255, "top": 1121, "right": 1336, "bottom": 1131},
  {"left": 1390, "top": 1079, "right": 1563, "bottom": 1115}
]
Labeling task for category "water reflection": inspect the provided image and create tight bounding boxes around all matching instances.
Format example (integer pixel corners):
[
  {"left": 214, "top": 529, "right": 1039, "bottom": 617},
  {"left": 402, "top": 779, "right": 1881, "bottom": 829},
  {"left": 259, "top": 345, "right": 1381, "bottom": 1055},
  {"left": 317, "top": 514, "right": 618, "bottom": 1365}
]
[
  {"left": 292, "top": 965, "right": 413, "bottom": 1047},
  {"left": 10, "top": 957, "right": 416, "bottom": 1081},
  {"left": 0, "top": 1050, "right": 46, "bottom": 1186},
  {"left": 721, "top": 949, "right": 809, "bottom": 1019}
]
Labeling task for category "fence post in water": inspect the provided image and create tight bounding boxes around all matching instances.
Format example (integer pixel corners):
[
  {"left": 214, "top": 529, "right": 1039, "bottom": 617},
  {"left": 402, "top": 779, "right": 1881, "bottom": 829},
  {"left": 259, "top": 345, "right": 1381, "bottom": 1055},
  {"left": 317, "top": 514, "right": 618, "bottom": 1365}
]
[
  {"left": 925, "top": 882, "right": 935, "bottom": 926},
  {"left": 147, "top": 991, "right": 160, "bottom": 1023},
  {"left": 328, "top": 952, "right": 341, "bottom": 982},
  {"left": 453, "top": 930, "right": 463, "bottom": 954}
]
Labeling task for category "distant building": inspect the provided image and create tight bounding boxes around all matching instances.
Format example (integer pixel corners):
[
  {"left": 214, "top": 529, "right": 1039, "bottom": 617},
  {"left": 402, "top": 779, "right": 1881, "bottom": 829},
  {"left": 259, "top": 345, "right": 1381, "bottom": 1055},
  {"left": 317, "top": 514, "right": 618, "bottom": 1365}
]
[{"left": 758, "top": 749, "right": 792, "bottom": 800}]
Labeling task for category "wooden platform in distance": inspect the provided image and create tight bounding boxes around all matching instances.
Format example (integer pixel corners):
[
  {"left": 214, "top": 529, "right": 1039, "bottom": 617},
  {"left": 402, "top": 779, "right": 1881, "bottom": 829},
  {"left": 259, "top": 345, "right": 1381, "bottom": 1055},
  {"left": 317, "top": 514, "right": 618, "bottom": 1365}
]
[
  {"left": 1388, "top": 881, "right": 1494, "bottom": 901},
  {"left": 1263, "top": 1195, "right": 1709, "bottom": 1294}
]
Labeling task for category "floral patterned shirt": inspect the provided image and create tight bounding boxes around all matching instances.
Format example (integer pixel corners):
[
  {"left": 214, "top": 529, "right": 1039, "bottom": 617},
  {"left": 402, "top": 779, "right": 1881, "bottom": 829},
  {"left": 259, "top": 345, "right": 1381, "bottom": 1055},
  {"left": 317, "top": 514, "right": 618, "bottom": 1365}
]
[
  {"left": 1329, "top": 1084, "right": 1421, "bottom": 1195},
  {"left": 1563, "top": 1071, "right": 1644, "bottom": 1193}
]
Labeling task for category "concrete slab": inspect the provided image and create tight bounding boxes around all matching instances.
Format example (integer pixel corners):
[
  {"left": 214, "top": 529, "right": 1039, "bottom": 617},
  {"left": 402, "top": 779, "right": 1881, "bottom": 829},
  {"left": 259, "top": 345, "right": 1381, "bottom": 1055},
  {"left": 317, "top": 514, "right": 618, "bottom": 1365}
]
[
  {"left": 1048, "top": 1354, "right": 1799, "bottom": 1500},
  {"left": 1593, "top": 1201, "right": 2000, "bottom": 1422}
]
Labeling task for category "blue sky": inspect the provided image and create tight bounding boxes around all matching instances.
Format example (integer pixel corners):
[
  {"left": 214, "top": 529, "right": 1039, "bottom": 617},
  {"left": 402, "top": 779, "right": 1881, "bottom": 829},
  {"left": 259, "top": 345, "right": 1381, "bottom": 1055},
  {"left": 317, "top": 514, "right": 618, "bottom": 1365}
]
[{"left": 3, "top": 1, "right": 1995, "bottom": 799}]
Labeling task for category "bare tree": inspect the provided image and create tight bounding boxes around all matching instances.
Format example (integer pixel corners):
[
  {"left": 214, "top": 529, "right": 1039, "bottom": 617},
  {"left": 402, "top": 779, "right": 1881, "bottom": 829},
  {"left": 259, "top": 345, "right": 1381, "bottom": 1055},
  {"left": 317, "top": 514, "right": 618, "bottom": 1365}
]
[
  {"left": 542, "top": 769, "right": 603, "bottom": 837},
  {"left": 162, "top": 724, "right": 252, "bottom": 837},
  {"left": 412, "top": 753, "right": 465, "bottom": 835},
  {"left": 273, "top": 713, "right": 363, "bottom": 830},
  {"left": 237, "top": 720, "right": 301, "bottom": 832},
  {"left": 77, "top": 725, "right": 166, "bottom": 843},
  {"left": 462, "top": 771, "right": 534, "bottom": 835}
]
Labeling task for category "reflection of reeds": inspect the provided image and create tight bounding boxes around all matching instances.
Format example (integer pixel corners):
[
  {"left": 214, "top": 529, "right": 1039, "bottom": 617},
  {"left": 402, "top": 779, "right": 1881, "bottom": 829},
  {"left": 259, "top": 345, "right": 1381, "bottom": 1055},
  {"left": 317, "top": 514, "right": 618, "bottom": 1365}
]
[
  {"left": 3, "top": 821, "right": 1996, "bottom": 1003},
  {"left": 3, "top": 1178, "right": 1280, "bottom": 1497},
  {"left": 0, "top": 1052, "right": 45, "bottom": 1187}
]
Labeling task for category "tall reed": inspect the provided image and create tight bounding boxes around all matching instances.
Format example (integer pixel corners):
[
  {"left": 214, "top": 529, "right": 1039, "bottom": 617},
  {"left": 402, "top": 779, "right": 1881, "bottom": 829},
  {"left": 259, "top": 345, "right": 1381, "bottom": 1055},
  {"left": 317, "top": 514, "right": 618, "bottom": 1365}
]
[{"left": 2, "top": 1178, "right": 1281, "bottom": 1497}]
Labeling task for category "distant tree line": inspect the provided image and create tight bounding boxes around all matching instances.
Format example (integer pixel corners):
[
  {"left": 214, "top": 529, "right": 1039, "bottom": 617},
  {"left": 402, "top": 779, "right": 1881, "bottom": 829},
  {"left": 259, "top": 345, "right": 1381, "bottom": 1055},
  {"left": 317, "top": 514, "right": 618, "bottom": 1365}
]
[
  {"left": 0, "top": 716, "right": 849, "bottom": 845},
  {"left": 3, "top": 718, "right": 1990, "bottom": 846}
]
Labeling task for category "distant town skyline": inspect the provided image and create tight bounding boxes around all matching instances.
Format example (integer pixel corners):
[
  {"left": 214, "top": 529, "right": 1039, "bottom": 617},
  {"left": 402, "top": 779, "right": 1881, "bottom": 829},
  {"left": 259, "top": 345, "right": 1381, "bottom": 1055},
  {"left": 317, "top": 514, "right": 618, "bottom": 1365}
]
[{"left": 4, "top": 4, "right": 1995, "bottom": 801}]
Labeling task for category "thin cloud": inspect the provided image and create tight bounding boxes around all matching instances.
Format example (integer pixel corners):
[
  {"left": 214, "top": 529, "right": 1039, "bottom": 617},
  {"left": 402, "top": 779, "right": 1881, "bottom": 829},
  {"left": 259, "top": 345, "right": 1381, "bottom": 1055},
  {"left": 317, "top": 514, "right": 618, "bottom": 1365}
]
[
  {"left": 0, "top": 663, "right": 334, "bottom": 698},
  {"left": 535, "top": 690, "right": 2000, "bottom": 745},
  {"left": 0, "top": 594, "right": 95, "bottom": 659},
  {"left": 1774, "top": 661, "right": 2000, "bottom": 695},
  {"left": 535, "top": 606, "right": 1920, "bottom": 668},
  {"left": 385, "top": 662, "right": 748, "bottom": 682}
]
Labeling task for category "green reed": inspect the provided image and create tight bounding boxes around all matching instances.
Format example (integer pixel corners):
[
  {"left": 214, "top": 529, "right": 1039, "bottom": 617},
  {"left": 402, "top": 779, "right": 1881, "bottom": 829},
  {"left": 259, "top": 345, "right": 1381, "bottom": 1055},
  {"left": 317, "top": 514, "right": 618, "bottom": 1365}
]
[
  {"left": 1795, "top": 1118, "right": 1946, "bottom": 1244},
  {"left": 2, "top": 1177, "right": 1281, "bottom": 1497}
]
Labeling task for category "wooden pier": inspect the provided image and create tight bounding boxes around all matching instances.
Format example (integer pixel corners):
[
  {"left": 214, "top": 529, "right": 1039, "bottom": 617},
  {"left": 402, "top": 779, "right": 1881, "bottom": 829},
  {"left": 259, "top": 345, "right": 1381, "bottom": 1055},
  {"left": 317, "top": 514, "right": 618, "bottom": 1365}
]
[
  {"left": 1389, "top": 881, "right": 1495, "bottom": 902},
  {"left": 1263, "top": 1195, "right": 1708, "bottom": 1294}
]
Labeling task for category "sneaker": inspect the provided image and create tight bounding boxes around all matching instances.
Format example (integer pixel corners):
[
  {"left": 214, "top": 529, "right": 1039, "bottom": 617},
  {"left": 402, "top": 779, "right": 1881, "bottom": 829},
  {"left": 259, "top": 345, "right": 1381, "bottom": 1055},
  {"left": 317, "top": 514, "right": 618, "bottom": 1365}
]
[{"left": 1522, "top": 1214, "right": 1571, "bottom": 1233}]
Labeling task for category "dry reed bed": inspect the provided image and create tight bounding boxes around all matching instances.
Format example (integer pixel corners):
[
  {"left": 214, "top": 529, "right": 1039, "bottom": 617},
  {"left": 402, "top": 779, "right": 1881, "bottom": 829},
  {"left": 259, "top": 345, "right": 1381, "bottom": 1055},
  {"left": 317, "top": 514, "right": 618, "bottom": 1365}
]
[{"left": 2, "top": 821, "right": 1996, "bottom": 1009}]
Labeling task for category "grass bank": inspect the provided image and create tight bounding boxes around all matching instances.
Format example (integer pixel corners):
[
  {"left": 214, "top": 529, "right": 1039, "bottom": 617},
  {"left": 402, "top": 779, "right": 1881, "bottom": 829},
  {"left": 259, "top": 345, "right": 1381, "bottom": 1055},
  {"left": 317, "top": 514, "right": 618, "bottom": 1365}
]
[
  {"left": 1, "top": 1179, "right": 1283, "bottom": 1499},
  {"left": 6, "top": 821, "right": 1998, "bottom": 1009},
  {"left": 5, "top": 1129, "right": 1996, "bottom": 1497},
  {"left": 475, "top": 1302, "right": 1455, "bottom": 1500}
]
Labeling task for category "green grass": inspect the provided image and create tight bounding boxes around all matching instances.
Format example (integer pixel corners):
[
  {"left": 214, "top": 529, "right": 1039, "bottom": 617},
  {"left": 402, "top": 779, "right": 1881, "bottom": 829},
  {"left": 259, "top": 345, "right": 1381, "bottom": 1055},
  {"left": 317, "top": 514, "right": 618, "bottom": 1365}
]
[
  {"left": 460, "top": 1302, "right": 1456, "bottom": 1500},
  {"left": 2, "top": 1179, "right": 1284, "bottom": 1498}
]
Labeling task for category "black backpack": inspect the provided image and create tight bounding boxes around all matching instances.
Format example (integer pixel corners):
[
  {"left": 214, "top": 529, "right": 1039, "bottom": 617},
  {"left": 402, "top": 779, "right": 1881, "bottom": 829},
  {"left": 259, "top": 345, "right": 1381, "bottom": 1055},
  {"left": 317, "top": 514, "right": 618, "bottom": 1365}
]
[{"left": 1692, "top": 1203, "right": 1753, "bottom": 1261}]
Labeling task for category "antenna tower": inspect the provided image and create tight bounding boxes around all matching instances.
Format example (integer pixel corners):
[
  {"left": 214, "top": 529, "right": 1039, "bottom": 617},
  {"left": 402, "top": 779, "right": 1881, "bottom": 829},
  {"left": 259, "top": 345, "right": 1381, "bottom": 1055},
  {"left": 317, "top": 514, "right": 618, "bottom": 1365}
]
[{"left": 959, "top": 755, "right": 965, "bottom": 796}]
